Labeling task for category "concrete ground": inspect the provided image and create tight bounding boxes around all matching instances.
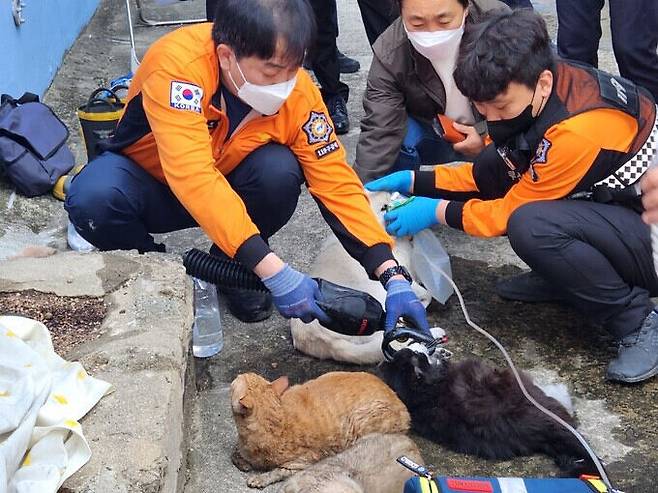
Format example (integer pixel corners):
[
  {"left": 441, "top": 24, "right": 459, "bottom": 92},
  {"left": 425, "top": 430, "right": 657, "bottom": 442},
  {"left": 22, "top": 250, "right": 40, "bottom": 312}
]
[{"left": 0, "top": 0, "right": 656, "bottom": 492}]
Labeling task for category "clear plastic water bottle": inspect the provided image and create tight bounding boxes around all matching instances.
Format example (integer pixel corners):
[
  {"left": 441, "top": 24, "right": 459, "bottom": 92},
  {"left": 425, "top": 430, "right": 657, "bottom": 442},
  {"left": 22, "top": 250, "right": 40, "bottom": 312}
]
[
  {"left": 410, "top": 229, "right": 454, "bottom": 304},
  {"left": 192, "top": 278, "right": 223, "bottom": 358}
]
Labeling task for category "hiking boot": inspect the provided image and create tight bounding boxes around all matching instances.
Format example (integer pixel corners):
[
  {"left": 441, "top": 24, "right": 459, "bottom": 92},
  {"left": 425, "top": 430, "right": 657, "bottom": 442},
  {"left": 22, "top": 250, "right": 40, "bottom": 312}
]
[
  {"left": 337, "top": 50, "right": 360, "bottom": 74},
  {"left": 606, "top": 310, "right": 658, "bottom": 383},
  {"left": 218, "top": 285, "right": 273, "bottom": 323},
  {"left": 326, "top": 95, "right": 349, "bottom": 135},
  {"left": 495, "top": 271, "right": 566, "bottom": 303}
]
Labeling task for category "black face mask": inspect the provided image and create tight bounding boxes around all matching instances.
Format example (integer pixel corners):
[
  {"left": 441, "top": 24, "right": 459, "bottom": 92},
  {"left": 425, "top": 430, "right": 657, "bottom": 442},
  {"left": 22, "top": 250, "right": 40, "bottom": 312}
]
[
  {"left": 487, "top": 103, "right": 536, "bottom": 147},
  {"left": 486, "top": 84, "right": 544, "bottom": 147}
]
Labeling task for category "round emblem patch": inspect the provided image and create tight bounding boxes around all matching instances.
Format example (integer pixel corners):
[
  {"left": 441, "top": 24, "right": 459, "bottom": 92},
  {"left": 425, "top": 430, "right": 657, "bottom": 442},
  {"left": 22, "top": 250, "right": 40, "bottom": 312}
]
[{"left": 302, "top": 111, "right": 334, "bottom": 145}]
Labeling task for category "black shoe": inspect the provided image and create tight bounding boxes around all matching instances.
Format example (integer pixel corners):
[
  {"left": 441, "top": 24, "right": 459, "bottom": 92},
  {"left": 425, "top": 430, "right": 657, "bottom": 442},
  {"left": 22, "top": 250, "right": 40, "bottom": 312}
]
[
  {"left": 207, "top": 246, "right": 273, "bottom": 323},
  {"left": 337, "top": 50, "right": 360, "bottom": 74},
  {"left": 326, "top": 95, "right": 350, "bottom": 135},
  {"left": 495, "top": 271, "right": 566, "bottom": 303},
  {"left": 606, "top": 310, "right": 658, "bottom": 383},
  {"left": 218, "top": 285, "right": 273, "bottom": 323}
]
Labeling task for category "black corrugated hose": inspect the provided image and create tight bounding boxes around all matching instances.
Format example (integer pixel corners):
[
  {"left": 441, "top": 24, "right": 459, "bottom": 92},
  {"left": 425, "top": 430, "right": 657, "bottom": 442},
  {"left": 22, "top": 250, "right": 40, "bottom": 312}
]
[{"left": 182, "top": 248, "right": 267, "bottom": 292}]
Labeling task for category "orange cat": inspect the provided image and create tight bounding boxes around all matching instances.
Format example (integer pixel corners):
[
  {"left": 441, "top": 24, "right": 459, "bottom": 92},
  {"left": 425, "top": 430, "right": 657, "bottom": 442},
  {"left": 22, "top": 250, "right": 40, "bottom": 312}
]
[{"left": 230, "top": 371, "right": 410, "bottom": 488}]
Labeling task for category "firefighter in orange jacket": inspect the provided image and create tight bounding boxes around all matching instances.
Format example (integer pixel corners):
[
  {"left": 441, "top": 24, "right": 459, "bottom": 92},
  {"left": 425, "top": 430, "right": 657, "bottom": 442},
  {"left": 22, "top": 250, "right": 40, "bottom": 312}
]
[
  {"left": 366, "top": 9, "right": 658, "bottom": 383},
  {"left": 65, "top": 0, "right": 429, "bottom": 332}
]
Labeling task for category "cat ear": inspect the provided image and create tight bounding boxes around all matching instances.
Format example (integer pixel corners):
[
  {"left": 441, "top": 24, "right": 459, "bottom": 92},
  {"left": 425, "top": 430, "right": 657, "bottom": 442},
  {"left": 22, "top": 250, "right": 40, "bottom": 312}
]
[
  {"left": 271, "top": 376, "right": 289, "bottom": 396},
  {"left": 237, "top": 395, "right": 253, "bottom": 415},
  {"left": 230, "top": 375, "right": 253, "bottom": 415}
]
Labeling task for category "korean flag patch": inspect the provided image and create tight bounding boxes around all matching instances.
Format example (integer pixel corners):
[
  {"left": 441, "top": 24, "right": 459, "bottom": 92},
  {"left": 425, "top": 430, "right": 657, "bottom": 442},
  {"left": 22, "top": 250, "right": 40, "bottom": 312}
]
[{"left": 170, "top": 81, "right": 203, "bottom": 113}]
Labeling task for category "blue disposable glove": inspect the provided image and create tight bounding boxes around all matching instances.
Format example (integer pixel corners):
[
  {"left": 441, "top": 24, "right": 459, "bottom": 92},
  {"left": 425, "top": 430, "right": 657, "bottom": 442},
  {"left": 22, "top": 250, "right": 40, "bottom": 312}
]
[
  {"left": 364, "top": 171, "right": 414, "bottom": 194},
  {"left": 262, "top": 264, "right": 330, "bottom": 324},
  {"left": 383, "top": 197, "right": 441, "bottom": 237},
  {"left": 384, "top": 279, "right": 431, "bottom": 333}
]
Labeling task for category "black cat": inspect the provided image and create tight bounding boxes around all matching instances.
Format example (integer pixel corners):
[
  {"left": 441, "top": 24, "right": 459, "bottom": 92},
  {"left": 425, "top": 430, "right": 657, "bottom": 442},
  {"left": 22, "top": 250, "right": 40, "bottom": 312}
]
[{"left": 378, "top": 349, "right": 598, "bottom": 476}]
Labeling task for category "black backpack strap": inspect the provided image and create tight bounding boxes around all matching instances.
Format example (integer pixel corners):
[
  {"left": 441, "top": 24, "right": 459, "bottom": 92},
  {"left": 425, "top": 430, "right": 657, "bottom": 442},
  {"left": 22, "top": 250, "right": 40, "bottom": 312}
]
[
  {"left": 17, "top": 92, "right": 40, "bottom": 104},
  {"left": 1, "top": 94, "right": 16, "bottom": 105},
  {"left": 1, "top": 92, "right": 40, "bottom": 106}
]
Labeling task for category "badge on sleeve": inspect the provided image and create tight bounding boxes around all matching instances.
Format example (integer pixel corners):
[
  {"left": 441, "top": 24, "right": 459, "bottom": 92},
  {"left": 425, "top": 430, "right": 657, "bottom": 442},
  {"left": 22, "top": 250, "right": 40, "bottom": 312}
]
[
  {"left": 170, "top": 81, "right": 203, "bottom": 113},
  {"left": 315, "top": 140, "right": 340, "bottom": 159},
  {"left": 532, "top": 138, "right": 552, "bottom": 164},
  {"left": 303, "top": 111, "right": 334, "bottom": 145}
]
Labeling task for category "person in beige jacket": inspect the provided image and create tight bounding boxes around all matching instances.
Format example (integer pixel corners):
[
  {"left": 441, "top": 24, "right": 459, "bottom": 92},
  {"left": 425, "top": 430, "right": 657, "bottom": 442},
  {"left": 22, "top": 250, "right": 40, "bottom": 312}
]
[{"left": 354, "top": 0, "right": 507, "bottom": 183}]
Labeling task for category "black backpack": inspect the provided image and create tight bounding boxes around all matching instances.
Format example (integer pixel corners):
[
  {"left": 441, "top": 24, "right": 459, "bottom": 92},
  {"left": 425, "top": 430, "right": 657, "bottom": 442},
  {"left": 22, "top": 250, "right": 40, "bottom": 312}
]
[{"left": 0, "top": 93, "right": 75, "bottom": 197}]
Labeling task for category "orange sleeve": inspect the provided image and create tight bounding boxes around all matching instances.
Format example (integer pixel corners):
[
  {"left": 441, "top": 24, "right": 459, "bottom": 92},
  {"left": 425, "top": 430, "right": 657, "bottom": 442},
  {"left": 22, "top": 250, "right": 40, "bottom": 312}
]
[
  {"left": 412, "top": 162, "right": 479, "bottom": 199},
  {"left": 444, "top": 108, "right": 637, "bottom": 237},
  {"left": 141, "top": 68, "right": 269, "bottom": 265},
  {"left": 434, "top": 163, "right": 478, "bottom": 192},
  {"left": 288, "top": 82, "right": 395, "bottom": 275}
]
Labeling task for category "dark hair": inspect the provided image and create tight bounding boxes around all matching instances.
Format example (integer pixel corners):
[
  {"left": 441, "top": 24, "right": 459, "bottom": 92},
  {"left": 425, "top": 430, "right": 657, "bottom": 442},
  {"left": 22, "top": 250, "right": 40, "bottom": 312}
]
[
  {"left": 211, "top": 0, "right": 315, "bottom": 66},
  {"left": 453, "top": 9, "right": 554, "bottom": 102},
  {"left": 396, "top": 0, "right": 468, "bottom": 10}
]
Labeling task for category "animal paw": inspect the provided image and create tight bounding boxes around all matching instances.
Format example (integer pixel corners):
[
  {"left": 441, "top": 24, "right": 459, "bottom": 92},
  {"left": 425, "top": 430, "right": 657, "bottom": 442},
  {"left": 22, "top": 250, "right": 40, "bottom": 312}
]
[
  {"left": 247, "top": 472, "right": 276, "bottom": 489},
  {"left": 247, "top": 468, "right": 296, "bottom": 489}
]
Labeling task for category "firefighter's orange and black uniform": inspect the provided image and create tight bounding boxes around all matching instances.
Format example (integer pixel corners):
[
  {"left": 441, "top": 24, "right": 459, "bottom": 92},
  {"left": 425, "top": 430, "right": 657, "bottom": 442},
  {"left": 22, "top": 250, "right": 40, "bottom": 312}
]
[
  {"left": 414, "top": 60, "right": 658, "bottom": 339},
  {"left": 65, "top": 23, "right": 395, "bottom": 275}
]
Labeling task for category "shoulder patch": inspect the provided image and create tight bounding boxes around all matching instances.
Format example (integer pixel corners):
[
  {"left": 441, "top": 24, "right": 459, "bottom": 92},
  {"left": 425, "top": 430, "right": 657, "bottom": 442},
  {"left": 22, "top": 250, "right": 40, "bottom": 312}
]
[
  {"left": 170, "top": 81, "right": 203, "bottom": 113},
  {"left": 532, "top": 138, "right": 552, "bottom": 165},
  {"left": 303, "top": 111, "right": 334, "bottom": 145},
  {"left": 315, "top": 140, "right": 340, "bottom": 159}
]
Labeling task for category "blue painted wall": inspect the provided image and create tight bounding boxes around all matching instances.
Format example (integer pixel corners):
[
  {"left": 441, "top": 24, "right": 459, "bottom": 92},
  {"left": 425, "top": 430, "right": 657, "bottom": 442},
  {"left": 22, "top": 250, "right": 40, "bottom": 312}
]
[{"left": 0, "top": 0, "right": 101, "bottom": 98}]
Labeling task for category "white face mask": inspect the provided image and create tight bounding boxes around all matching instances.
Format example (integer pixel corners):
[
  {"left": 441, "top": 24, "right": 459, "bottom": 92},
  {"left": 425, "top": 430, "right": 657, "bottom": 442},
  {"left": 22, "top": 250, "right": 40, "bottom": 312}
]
[
  {"left": 227, "top": 59, "right": 297, "bottom": 115},
  {"left": 404, "top": 13, "right": 466, "bottom": 62}
]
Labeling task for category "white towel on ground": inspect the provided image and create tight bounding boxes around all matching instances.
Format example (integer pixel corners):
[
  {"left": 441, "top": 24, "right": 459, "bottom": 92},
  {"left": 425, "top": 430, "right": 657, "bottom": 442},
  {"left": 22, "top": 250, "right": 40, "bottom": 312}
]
[{"left": 0, "top": 315, "right": 112, "bottom": 493}]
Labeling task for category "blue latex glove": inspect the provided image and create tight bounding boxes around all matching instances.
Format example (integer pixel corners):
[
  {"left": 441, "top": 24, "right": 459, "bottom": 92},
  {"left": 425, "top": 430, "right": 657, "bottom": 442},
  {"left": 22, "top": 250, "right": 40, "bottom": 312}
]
[
  {"left": 262, "top": 264, "right": 330, "bottom": 324},
  {"left": 384, "top": 279, "right": 431, "bottom": 333},
  {"left": 364, "top": 171, "right": 413, "bottom": 194},
  {"left": 384, "top": 197, "right": 441, "bottom": 237}
]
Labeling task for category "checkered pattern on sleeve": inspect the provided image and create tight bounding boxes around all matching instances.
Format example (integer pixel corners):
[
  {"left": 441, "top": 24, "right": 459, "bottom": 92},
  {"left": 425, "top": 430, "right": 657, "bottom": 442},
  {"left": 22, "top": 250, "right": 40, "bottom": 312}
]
[{"left": 596, "top": 110, "right": 658, "bottom": 190}]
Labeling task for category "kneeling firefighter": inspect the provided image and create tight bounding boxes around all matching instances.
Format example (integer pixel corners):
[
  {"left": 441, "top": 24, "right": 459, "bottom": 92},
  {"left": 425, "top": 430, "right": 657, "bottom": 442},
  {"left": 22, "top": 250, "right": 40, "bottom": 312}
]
[
  {"left": 64, "top": 0, "right": 430, "bottom": 334},
  {"left": 365, "top": 9, "right": 658, "bottom": 383}
]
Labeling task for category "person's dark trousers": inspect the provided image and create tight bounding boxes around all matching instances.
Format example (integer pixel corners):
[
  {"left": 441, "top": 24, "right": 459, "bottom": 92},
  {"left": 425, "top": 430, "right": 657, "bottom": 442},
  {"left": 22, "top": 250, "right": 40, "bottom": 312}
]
[
  {"left": 356, "top": 0, "right": 399, "bottom": 46},
  {"left": 64, "top": 143, "right": 304, "bottom": 254},
  {"left": 306, "top": 0, "right": 349, "bottom": 102},
  {"left": 500, "top": 0, "right": 533, "bottom": 8},
  {"left": 206, "top": 0, "right": 218, "bottom": 21},
  {"left": 556, "top": 0, "right": 658, "bottom": 100},
  {"left": 507, "top": 200, "right": 658, "bottom": 339}
]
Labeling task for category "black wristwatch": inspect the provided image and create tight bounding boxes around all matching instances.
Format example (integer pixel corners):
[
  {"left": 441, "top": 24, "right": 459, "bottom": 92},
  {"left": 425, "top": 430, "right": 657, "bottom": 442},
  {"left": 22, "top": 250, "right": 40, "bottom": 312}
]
[{"left": 379, "top": 264, "right": 413, "bottom": 288}]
